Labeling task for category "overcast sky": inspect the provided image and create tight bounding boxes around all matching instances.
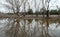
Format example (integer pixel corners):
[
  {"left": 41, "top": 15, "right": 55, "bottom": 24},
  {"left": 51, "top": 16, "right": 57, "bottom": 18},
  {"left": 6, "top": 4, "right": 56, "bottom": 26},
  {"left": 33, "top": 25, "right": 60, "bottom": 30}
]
[{"left": 0, "top": 0, "right": 60, "bottom": 13}]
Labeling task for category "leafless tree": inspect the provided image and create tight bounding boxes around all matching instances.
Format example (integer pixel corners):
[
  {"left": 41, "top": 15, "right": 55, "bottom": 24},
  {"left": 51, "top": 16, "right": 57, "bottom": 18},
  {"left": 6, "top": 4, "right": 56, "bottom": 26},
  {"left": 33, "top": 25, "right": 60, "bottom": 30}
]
[
  {"left": 0, "top": 0, "right": 28, "bottom": 14},
  {"left": 41, "top": 0, "right": 45, "bottom": 17},
  {"left": 41, "top": 0, "right": 51, "bottom": 37},
  {"left": 2, "top": 0, "right": 28, "bottom": 37},
  {"left": 28, "top": 1, "right": 30, "bottom": 10},
  {"left": 45, "top": 0, "right": 51, "bottom": 37},
  {"left": 35, "top": 0, "right": 36, "bottom": 11}
]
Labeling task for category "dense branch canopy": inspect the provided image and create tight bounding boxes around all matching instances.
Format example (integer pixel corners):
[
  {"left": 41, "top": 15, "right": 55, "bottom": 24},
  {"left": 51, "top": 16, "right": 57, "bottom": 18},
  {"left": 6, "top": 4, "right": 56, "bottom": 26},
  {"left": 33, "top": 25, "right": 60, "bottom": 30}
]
[{"left": 4, "top": 0, "right": 28, "bottom": 13}]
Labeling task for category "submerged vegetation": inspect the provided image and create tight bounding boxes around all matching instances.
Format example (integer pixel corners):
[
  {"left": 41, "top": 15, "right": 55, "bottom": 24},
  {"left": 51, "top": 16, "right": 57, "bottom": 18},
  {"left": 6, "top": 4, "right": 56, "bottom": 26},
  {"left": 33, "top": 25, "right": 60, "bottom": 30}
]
[{"left": 28, "top": 19, "right": 33, "bottom": 24}]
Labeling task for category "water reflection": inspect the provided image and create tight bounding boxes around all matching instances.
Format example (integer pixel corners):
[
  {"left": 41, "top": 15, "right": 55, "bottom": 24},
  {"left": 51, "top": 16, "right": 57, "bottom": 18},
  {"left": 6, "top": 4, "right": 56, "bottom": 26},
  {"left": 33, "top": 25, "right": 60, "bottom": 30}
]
[{"left": 0, "top": 18, "right": 60, "bottom": 37}]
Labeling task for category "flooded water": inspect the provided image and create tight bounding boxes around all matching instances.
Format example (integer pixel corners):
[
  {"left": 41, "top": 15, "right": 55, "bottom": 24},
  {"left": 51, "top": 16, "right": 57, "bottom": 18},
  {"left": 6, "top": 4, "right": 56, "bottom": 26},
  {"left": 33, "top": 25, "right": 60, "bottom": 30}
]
[{"left": 0, "top": 18, "right": 60, "bottom": 37}]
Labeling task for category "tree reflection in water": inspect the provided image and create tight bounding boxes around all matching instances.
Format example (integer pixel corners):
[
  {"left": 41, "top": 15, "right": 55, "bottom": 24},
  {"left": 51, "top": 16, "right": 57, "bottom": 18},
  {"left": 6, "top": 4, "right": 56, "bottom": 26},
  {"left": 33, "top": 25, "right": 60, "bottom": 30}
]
[{"left": 1, "top": 18, "right": 60, "bottom": 37}]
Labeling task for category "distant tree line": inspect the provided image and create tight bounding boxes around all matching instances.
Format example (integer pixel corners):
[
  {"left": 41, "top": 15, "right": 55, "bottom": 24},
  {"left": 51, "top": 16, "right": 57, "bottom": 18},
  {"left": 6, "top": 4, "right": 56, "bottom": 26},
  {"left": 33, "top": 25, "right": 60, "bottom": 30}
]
[
  {"left": 6, "top": 8, "right": 60, "bottom": 15},
  {"left": 20, "top": 9, "right": 60, "bottom": 15}
]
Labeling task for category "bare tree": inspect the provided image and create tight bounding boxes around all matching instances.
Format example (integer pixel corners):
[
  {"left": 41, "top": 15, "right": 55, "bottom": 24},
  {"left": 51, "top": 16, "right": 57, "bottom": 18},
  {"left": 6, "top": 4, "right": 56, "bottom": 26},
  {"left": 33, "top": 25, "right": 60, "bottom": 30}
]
[
  {"left": 0, "top": 0, "right": 28, "bottom": 14},
  {"left": 28, "top": 1, "right": 30, "bottom": 10},
  {"left": 2, "top": 0, "right": 28, "bottom": 37},
  {"left": 45, "top": 0, "right": 51, "bottom": 37},
  {"left": 41, "top": 0, "right": 51, "bottom": 37},
  {"left": 42, "top": 0, "right": 45, "bottom": 17}
]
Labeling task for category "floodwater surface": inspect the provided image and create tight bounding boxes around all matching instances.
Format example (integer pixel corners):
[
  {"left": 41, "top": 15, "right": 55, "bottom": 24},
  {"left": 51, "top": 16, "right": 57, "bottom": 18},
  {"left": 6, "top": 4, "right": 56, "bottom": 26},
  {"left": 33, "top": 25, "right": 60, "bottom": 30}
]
[{"left": 0, "top": 18, "right": 60, "bottom": 37}]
